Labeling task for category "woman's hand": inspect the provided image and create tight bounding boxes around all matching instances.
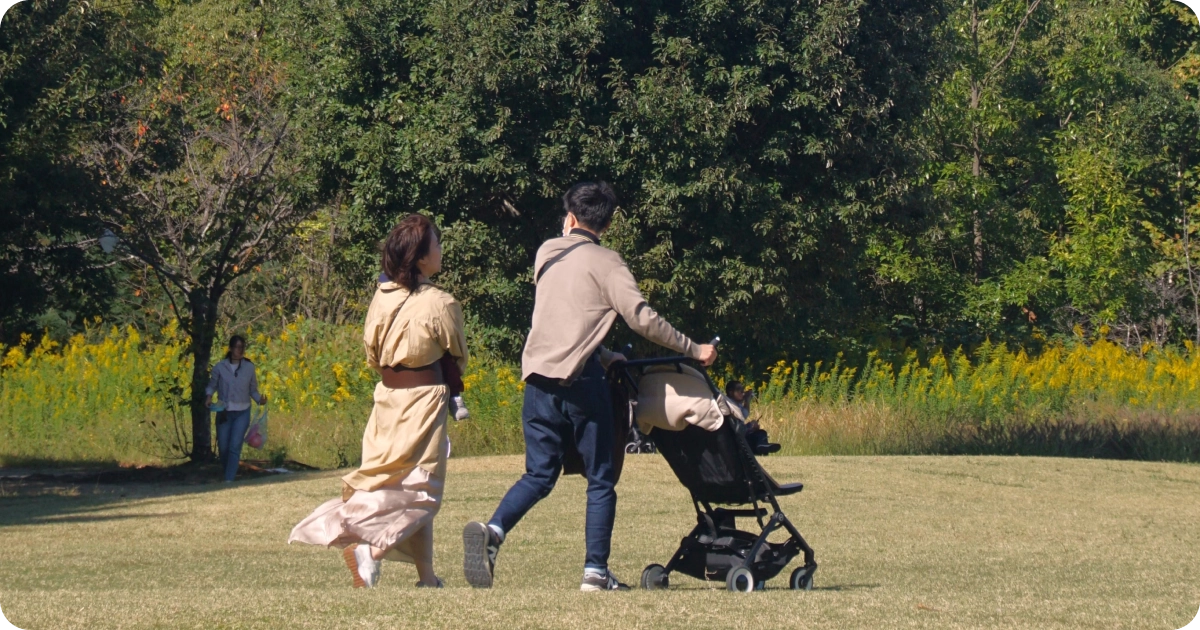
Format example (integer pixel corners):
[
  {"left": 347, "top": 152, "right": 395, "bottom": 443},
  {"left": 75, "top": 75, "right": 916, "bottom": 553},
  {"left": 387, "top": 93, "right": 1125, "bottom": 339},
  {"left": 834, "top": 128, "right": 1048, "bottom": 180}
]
[
  {"left": 205, "top": 395, "right": 213, "bottom": 407},
  {"left": 259, "top": 394, "right": 269, "bottom": 405}
]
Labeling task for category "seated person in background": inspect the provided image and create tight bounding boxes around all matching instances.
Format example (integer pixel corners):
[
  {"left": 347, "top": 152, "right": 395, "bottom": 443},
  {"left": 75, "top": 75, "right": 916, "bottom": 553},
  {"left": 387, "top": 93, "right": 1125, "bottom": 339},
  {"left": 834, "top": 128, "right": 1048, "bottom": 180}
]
[{"left": 725, "top": 381, "right": 781, "bottom": 455}]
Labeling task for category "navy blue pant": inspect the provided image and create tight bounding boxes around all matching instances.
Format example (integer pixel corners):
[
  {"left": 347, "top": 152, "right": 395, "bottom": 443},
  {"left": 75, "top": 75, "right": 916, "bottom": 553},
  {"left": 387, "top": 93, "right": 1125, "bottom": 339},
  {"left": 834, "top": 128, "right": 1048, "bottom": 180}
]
[
  {"left": 489, "top": 356, "right": 616, "bottom": 571},
  {"left": 216, "top": 408, "right": 251, "bottom": 481}
]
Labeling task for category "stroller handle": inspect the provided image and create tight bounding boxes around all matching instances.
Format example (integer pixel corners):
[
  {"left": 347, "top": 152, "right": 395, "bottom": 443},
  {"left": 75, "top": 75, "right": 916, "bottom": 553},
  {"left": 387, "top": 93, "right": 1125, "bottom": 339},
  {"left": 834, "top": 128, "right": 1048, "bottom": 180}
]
[
  {"left": 615, "top": 335, "right": 719, "bottom": 369},
  {"left": 617, "top": 356, "right": 693, "bottom": 368},
  {"left": 610, "top": 355, "right": 724, "bottom": 398}
]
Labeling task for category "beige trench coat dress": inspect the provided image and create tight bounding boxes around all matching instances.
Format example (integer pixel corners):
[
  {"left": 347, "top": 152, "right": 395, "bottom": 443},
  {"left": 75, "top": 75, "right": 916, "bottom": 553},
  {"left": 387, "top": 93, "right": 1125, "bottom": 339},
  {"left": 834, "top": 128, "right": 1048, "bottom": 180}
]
[{"left": 288, "top": 279, "right": 468, "bottom": 564}]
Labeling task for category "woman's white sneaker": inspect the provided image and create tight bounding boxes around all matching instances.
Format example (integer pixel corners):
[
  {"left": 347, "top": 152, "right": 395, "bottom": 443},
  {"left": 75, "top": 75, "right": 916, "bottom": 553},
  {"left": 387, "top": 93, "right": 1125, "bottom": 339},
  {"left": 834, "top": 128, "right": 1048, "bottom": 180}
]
[{"left": 344, "top": 543, "right": 381, "bottom": 588}]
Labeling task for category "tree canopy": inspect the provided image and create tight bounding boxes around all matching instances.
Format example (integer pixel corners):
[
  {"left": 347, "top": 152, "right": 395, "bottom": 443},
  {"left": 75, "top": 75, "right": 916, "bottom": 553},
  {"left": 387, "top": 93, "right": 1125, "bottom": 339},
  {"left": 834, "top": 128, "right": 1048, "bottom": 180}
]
[{"left": 3, "top": 0, "right": 1200, "bottom": 368}]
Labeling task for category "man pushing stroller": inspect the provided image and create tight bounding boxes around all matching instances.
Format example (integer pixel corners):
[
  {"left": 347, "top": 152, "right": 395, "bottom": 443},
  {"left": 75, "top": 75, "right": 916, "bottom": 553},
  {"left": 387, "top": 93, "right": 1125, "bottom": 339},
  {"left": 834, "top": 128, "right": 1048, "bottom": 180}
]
[{"left": 462, "top": 181, "right": 717, "bottom": 591}]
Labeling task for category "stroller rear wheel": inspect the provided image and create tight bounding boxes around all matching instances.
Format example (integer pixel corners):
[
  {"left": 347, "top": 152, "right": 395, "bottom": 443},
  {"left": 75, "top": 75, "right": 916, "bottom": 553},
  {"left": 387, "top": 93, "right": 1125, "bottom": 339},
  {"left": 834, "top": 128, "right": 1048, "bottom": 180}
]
[
  {"left": 640, "top": 564, "right": 669, "bottom": 590},
  {"left": 726, "top": 565, "right": 756, "bottom": 593},
  {"left": 789, "top": 566, "right": 814, "bottom": 591}
]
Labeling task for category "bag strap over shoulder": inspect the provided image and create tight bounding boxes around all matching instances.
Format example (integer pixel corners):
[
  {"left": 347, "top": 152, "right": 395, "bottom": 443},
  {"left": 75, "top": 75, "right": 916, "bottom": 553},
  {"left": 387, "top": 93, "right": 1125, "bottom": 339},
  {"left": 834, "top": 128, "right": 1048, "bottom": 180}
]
[
  {"left": 535, "top": 241, "right": 590, "bottom": 284},
  {"left": 381, "top": 288, "right": 416, "bottom": 336}
]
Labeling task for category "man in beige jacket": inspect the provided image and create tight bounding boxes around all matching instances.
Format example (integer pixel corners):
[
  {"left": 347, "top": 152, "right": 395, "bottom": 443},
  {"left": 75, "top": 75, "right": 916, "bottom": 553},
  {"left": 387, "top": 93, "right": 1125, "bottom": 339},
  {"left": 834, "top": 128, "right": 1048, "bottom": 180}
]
[{"left": 463, "top": 181, "right": 716, "bottom": 591}]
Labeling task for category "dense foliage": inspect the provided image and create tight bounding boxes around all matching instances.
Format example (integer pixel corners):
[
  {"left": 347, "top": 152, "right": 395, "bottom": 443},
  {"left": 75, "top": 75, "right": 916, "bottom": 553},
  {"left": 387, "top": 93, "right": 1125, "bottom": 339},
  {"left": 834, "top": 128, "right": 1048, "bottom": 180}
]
[
  {"left": 0, "top": 0, "right": 149, "bottom": 339},
  {"left": 3, "top": 0, "right": 1200, "bottom": 368}
]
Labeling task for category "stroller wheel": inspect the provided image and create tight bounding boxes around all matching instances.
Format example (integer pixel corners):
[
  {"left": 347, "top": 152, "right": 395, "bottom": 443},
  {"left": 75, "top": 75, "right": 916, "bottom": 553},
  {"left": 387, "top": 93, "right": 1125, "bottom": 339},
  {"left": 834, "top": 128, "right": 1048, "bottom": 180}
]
[
  {"left": 640, "top": 564, "right": 669, "bottom": 590},
  {"left": 789, "top": 566, "right": 814, "bottom": 591},
  {"left": 726, "top": 566, "right": 756, "bottom": 593},
  {"left": 639, "top": 442, "right": 655, "bottom": 454},
  {"left": 625, "top": 442, "right": 640, "bottom": 454}
]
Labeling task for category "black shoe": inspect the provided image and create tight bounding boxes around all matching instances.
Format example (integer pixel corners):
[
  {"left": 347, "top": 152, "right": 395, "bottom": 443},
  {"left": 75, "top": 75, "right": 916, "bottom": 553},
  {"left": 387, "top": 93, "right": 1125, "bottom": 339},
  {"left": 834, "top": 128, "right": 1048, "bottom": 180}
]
[
  {"left": 580, "top": 569, "right": 631, "bottom": 591},
  {"left": 754, "top": 442, "right": 782, "bottom": 455},
  {"left": 463, "top": 521, "right": 500, "bottom": 588}
]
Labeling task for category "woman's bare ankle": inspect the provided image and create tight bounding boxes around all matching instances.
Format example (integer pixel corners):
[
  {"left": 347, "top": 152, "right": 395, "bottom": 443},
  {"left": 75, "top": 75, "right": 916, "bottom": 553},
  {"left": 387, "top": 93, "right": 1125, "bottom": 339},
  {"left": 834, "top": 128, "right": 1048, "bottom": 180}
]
[{"left": 417, "top": 565, "right": 437, "bottom": 584}]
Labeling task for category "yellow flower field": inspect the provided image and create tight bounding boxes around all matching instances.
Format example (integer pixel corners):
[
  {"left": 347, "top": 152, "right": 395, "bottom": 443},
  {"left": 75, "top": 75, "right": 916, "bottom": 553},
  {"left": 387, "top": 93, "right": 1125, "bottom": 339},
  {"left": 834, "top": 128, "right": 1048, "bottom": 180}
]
[
  {"left": 1, "top": 320, "right": 1198, "bottom": 467},
  {"left": 744, "top": 339, "right": 1200, "bottom": 459},
  {"left": 0, "top": 319, "right": 526, "bottom": 467}
]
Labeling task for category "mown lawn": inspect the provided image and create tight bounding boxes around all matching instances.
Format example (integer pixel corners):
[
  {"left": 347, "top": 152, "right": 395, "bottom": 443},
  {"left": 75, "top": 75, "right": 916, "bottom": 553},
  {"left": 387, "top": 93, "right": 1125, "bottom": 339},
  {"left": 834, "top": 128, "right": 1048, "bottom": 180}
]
[{"left": 1, "top": 455, "right": 1198, "bottom": 629}]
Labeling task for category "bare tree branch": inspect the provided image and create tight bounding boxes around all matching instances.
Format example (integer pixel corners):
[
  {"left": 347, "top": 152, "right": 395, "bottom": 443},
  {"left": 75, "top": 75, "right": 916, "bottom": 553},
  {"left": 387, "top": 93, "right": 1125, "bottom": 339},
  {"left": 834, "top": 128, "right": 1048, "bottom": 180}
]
[{"left": 981, "top": 0, "right": 1044, "bottom": 89}]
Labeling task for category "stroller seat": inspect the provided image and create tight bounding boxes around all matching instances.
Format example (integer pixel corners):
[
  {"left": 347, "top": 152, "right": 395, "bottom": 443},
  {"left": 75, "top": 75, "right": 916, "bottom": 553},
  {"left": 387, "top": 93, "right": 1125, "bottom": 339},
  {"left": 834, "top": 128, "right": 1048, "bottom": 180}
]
[{"left": 608, "top": 356, "right": 818, "bottom": 593}]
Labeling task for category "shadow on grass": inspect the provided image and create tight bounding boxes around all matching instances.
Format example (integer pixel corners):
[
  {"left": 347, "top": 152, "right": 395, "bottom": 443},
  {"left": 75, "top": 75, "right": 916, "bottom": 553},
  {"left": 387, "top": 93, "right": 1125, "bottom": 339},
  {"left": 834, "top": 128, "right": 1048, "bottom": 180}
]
[
  {"left": 0, "top": 456, "right": 126, "bottom": 469},
  {"left": 933, "top": 411, "right": 1200, "bottom": 461},
  {"left": 663, "top": 582, "right": 881, "bottom": 592},
  {"left": 809, "top": 583, "right": 882, "bottom": 592},
  {"left": 22, "top": 511, "right": 192, "bottom": 525},
  {"left": 0, "top": 460, "right": 320, "bottom": 528}
]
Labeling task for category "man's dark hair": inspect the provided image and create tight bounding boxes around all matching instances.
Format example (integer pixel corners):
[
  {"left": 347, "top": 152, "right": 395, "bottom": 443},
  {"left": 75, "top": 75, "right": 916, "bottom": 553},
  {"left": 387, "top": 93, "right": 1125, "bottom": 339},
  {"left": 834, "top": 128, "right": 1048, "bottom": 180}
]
[
  {"left": 725, "top": 380, "right": 744, "bottom": 397},
  {"left": 563, "top": 181, "right": 618, "bottom": 231}
]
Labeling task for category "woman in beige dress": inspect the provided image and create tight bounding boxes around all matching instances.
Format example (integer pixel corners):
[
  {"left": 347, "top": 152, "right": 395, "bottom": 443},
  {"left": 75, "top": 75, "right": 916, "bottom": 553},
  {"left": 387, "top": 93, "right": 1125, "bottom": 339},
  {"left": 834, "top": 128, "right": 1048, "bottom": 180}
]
[{"left": 289, "top": 214, "right": 468, "bottom": 589}]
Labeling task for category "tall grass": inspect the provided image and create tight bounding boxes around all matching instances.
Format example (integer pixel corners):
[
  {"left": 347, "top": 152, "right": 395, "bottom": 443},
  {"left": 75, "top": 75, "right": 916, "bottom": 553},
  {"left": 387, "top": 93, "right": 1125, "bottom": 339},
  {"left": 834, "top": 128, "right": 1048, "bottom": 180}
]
[
  {"left": 2, "top": 323, "right": 1198, "bottom": 467},
  {"left": 735, "top": 340, "right": 1200, "bottom": 460}
]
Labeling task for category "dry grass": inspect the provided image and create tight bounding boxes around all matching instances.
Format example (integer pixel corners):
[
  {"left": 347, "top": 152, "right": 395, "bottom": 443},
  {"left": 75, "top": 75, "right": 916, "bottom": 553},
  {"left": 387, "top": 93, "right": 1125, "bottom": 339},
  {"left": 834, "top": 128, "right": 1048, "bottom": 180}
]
[
  {"left": 758, "top": 400, "right": 1200, "bottom": 460},
  {"left": 758, "top": 400, "right": 910, "bottom": 455},
  {"left": 1, "top": 455, "right": 1199, "bottom": 629}
]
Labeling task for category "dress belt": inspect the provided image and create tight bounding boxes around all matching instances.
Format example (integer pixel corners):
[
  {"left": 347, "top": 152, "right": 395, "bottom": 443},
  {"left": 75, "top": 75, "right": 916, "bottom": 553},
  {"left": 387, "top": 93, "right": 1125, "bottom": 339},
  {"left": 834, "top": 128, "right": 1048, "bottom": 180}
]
[{"left": 380, "top": 362, "right": 444, "bottom": 389}]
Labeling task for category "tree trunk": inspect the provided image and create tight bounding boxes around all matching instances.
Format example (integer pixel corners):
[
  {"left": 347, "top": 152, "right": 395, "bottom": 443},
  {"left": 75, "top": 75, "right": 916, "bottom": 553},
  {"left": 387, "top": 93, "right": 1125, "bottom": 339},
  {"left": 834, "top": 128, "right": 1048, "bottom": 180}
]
[
  {"left": 970, "top": 78, "right": 984, "bottom": 284},
  {"left": 968, "top": 0, "right": 984, "bottom": 284},
  {"left": 187, "top": 288, "right": 222, "bottom": 462},
  {"left": 1183, "top": 203, "right": 1200, "bottom": 346}
]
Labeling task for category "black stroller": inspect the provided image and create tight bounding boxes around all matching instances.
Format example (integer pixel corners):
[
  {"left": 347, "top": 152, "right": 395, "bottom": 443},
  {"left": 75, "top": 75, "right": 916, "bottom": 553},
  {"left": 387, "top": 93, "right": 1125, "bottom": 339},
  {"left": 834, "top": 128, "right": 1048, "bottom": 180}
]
[
  {"left": 625, "top": 424, "right": 656, "bottom": 454},
  {"left": 608, "top": 354, "right": 818, "bottom": 592}
]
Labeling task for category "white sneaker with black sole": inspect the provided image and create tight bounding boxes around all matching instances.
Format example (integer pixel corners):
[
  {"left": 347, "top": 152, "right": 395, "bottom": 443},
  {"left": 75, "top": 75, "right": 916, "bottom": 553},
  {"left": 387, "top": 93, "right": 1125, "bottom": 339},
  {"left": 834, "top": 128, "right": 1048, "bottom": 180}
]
[
  {"left": 462, "top": 521, "right": 501, "bottom": 588},
  {"left": 580, "top": 569, "right": 630, "bottom": 592}
]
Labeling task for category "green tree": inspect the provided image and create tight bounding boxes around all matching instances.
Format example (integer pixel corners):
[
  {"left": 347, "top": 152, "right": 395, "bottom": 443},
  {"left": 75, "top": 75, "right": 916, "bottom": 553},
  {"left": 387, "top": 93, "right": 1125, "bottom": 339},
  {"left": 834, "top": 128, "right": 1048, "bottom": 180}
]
[
  {"left": 862, "top": 0, "right": 1200, "bottom": 351},
  {"left": 1043, "top": 0, "right": 1199, "bottom": 339},
  {"left": 282, "top": 0, "right": 945, "bottom": 361},
  {"left": 0, "top": 0, "right": 151, "bottom": 342},
  {"left": 863, "top": 0, "right": 1056, "bottom": 347},
  {"left": 89, "top": 0, "right": 316, "bottom": 460}
]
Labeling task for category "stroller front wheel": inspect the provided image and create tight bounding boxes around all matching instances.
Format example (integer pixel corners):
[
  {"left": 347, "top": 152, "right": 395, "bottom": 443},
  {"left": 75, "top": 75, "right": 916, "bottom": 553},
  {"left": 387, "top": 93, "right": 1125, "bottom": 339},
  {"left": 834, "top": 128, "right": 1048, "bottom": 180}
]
[
  {"left": 640, "top": 564, "right": 669, "bottom": 590},
  {"left": 789, "top": 565, "right": 815, "bottom": 591},
  {"left": 726, "top": 565, "right": 755, "bottom": 593}
]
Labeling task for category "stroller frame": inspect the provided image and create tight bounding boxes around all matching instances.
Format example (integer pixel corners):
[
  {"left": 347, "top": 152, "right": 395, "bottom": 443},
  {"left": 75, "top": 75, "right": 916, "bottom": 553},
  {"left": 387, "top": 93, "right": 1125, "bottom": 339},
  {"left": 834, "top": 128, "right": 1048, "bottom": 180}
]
[
  {"left": 609, "top": 356, "right": 818, "bottom": 592},
  {"left": 625, "top": 423, "right": 656, "bottom": 454}
]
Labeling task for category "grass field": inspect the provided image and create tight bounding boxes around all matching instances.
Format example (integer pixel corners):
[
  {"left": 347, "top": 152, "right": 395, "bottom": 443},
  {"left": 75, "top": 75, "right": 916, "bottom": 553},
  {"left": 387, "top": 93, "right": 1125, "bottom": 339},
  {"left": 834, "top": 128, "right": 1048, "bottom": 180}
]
[{"left": 1, "top": 455, "right": 1199, "bottom": 629}]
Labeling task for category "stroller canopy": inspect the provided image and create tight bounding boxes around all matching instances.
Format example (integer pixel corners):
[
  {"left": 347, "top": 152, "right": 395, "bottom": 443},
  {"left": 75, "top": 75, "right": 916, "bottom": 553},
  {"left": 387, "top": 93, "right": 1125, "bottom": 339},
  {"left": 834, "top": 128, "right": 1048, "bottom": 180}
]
[{"left": 635, "top": 364, "right": 735, "bottom": 434}]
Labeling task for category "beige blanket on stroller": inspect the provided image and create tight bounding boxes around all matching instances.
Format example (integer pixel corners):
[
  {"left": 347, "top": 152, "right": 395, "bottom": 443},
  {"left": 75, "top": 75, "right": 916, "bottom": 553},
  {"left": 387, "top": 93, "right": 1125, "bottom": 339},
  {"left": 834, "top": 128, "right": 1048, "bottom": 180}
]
[{"left": 635, "top": 364, "right": 741, "bottom": 433}]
